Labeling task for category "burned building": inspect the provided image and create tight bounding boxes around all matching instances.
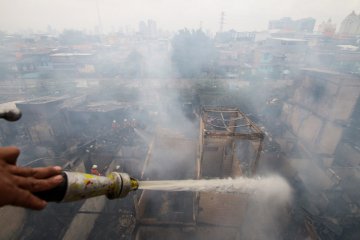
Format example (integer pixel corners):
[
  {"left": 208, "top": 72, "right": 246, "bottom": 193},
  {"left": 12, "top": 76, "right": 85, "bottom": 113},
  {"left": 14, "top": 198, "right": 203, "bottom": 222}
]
[
  {"left": 275, "top": 68, "right": 360, "bottom": 239},
  {"left": 0, "top": 94, "right": 152, "bottom": 239},
  {"left": 134, "top": 106, "right": 265, "bottom": 239}
]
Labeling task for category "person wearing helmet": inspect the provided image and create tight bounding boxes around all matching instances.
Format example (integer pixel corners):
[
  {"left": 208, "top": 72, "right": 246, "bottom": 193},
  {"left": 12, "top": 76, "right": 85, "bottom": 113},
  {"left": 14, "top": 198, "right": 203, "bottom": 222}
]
[
  {"left": 112, "top": 120, "right": 118, "bottom": 130},
  {"left": 91, "top": 164, "right": 101, "bottom": 176}
]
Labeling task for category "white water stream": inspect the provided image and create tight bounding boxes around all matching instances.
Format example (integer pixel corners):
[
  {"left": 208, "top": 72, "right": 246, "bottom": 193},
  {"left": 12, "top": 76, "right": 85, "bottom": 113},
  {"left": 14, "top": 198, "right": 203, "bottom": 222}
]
[{"left": 139, "top": 175, "right": 292, "bottom": 200}]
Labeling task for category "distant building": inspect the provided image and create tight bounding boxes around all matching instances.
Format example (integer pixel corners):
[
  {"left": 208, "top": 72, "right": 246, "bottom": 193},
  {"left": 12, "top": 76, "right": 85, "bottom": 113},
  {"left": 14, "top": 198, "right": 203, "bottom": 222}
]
[
  {"left": 138, "top": 20, "right": 158, "bottom": 38},
  {"left": 215, "top": 30, "right": 256, "bottom": 43},
  {"left": 318, "top": 19, "right": 337, "bottom": 37},
  {"left": 269, "top": 17, "right": 316, "bottom": 33},
  {"left": 16, "top": 52, "right": 53, "bottom": 79},
  {"left": 50, "top": 52, "right": 96, "bottom": 75},
  {"left": 138, "top": 21, "right": 147, "bottom": 35},
  {"left": 339, "top": 11, "right": 360, "bottom": 36},
  {"left": 251, "top": 37, "right": 308, "bottom": 78},
  {"left": 147, "top": 20, "right": 157, "bottom": 38}
]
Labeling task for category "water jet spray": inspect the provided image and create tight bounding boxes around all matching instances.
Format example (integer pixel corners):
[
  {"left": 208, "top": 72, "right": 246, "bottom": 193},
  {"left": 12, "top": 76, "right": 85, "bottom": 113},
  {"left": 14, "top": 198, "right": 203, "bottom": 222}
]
[{"left": 36, "top": 172, "right": 291, "bottom": 205}]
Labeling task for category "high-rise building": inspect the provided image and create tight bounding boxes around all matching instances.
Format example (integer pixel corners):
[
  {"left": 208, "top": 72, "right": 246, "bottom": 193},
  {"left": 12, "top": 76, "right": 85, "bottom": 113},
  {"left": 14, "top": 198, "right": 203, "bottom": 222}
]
[
  {"left": 147, "top": 20, "right": 157, "bottom": 38},
  {"left": 138, "top": 21, "right": 147, "bottom": 35},
  {"left": 339, "top": 11, "right": 360, "bottom": 36},
  {"left": 138, "top": 20, "right": 157, "bottom": 38}
]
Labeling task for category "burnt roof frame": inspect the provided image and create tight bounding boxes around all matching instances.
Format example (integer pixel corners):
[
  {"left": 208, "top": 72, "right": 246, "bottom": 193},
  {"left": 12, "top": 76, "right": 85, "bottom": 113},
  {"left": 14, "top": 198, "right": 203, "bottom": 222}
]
[{"left": 200, "top": 106, "right": 264, "bottom": 176}]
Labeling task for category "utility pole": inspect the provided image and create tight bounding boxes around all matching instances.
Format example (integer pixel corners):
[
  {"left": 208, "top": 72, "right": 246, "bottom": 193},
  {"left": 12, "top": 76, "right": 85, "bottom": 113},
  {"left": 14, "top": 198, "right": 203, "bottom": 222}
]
[{"left": 219, "top": 11, "right": 225, "bottom": 33}]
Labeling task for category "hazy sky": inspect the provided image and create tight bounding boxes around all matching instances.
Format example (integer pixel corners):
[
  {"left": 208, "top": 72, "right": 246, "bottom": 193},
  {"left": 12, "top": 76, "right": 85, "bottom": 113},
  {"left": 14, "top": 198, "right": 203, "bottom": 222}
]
[{"left": 0, "top": 0, "right": 359, "bottom": 33}]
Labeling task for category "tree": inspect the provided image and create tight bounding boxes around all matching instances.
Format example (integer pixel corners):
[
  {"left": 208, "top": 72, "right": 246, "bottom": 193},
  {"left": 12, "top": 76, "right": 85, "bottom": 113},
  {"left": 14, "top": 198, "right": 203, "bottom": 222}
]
[
  {"left": 171, "top": 29, "right": 218, "bottom": 78},
  {"left": 122, "top": 50, "right": 144, "bottom": 79}
]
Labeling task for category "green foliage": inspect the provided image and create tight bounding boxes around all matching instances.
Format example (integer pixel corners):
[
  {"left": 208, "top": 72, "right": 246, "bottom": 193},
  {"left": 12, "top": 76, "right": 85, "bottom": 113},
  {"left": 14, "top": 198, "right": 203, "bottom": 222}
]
[
  {"left": 122, "top": 50, "right": 144, "bottom": 79},
  {"left": 171, "top": 29, "right": 218, "bottom": 78}
]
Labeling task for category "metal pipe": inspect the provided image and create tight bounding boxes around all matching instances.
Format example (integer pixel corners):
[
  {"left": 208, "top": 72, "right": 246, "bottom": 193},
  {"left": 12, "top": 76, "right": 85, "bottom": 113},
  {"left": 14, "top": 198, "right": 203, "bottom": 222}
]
[{"left": 34, "top": 171, "right": 139, "bottom": 202}]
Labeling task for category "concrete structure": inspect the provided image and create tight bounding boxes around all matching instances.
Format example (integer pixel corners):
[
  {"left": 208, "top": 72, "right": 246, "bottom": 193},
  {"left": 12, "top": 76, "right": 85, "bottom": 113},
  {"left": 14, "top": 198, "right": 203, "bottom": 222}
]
[
  {"left": 16, "top": 97, "right": 69, "bottom": 145},
  {"left": 278, "top": 68, "right": 360, "bottom": 238},
  {"left": 50, "top": 53, "right": 96, "bottom": 75},
  {"left": 339, "top": 11, "right": 360, "bottom": 36},
  {"left": 282, "top": 68, "right": 360, "bottom": 164},
  {"left": 269, "top": 17, "right": 316, "bottom": 33},
  {"left": 252, "top": 37, "right": 308, "bottom": 78}
]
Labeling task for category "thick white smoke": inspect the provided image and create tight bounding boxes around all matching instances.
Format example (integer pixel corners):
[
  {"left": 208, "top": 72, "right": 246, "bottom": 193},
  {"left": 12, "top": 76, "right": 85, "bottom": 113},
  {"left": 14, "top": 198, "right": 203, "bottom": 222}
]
[{"left": 140, "top": 175, "right": 293, "bottom": 239}]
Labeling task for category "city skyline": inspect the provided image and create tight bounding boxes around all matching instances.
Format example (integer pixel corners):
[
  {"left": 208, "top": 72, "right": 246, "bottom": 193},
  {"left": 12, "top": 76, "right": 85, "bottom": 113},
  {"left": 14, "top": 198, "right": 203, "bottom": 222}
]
[{"left": 0, "top": 0, "right": 360, "bottom": 34}]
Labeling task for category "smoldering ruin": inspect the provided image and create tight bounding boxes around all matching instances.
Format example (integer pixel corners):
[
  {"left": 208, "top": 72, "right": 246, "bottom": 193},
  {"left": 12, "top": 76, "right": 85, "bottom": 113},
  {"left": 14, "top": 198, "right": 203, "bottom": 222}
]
[
  {"left": 1, "top": 4, "right": 360, "bottom": 240},
  {"left": 0, "top": 84, "right": 292, "bottom": 240}
]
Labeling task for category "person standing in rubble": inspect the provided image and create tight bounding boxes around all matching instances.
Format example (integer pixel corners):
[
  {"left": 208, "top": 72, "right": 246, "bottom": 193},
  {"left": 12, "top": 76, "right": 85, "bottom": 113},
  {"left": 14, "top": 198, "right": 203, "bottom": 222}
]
[
  {"left": 0, "top": 146, "right": 63, "bottom": 210},
  {"left": 112, "top": 120, "right": 118, "bottom": 131},
  {"left": 123, "top": 118, "right": 129, "bottom": 128},
  {"left": 91, "top": 164, "right": 101, "bottom": 176},
  {"left": 131, "top": 118, "right": 137, "bottom": 128}
]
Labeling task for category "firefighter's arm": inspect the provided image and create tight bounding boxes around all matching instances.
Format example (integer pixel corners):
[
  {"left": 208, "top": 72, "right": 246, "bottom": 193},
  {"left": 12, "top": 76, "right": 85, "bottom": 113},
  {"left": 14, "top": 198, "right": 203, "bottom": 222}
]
[{"left": 0, "top": 146, "right": 63, "bottom": 210}]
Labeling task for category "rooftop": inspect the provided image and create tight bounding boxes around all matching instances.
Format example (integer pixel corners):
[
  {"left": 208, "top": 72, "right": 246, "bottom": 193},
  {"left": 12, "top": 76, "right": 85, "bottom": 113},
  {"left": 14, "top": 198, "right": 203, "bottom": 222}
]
[
  {"left": 17, "top": 96, "right": 68, "bottom": 105},
  {"left": 271, "top": 37, "right": 308, "bottom": 42},
  {"left": 68, "top": 101, "right": 133, "bottom": 113},
  {"left": 50, "top": 53, "right": 94, "bottom": 57}
]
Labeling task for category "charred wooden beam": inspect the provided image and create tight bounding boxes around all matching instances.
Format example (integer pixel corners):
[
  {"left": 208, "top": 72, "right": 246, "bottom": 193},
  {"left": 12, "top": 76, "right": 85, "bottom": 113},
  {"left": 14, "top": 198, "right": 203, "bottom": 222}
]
[{"left": 204, "top": 131, "right": 264, "bottom": 140}]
